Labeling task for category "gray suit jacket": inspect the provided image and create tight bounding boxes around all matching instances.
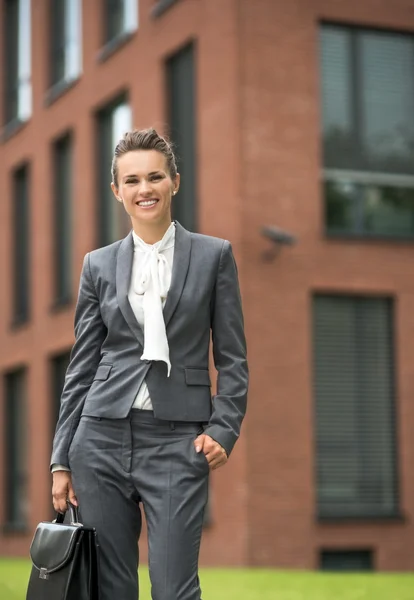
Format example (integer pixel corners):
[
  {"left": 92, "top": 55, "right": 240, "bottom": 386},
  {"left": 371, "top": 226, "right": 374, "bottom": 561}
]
[{"left": 51, "top": 222, "right": 248, "bottom": 468}]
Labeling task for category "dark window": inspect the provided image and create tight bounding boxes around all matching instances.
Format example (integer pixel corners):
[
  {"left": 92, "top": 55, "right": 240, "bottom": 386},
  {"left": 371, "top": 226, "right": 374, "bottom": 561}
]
[
  {"left": 320, "top": 549, "right": 373, "bottom": 571},
  {"left": 104, "top": 0, "right": 124, "bottom": 42},
  {"left": 4, "top": 368, "right": 28, "bottom": 529},
  {"left": 320, "top": 25, "right": 414, "bottom": 238},
  {"left": 12, "top": 164, "right": 30, "bottom": 325},
  {"left": 53, "top": 133, "right": 73, "bottom": 305},
  {"left": 50, "top": 351, "right": 71, "bottom": 435},
  {"left": 49, "top": 0, "right": 81, "bottom": 88},
  {"left": 96, "top": 97, "right": 132, "bottom": 247},
  {"left": 3, "top": 0, "right": 31, "bottom": 125},
  {"left": 166, "top": 43, "right": 197, "bottom": 231},
  {"left": 313, "top": 295, "right": 399, "bottom": 519},
  {"left": 103, "top": 0, "right": 137, "bottom": 45},
  {"left": 50, "top": 0, "right": 66, "bottom": 85}
]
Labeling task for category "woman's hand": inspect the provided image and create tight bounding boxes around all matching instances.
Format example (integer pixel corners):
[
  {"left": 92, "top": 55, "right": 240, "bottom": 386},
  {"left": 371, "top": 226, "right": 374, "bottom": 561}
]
[
  {"left": 194, "top": 434, "right": 228, "bottom": 470},
  {"left": 52, "top": 471, "right": 78, "bottom": 513}
]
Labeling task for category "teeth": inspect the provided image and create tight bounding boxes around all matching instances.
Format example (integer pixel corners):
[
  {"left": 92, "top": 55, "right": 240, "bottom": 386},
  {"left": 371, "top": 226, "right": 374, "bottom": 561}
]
[{"left": 139, "top": 200, "right": 157, "bottom": 207}]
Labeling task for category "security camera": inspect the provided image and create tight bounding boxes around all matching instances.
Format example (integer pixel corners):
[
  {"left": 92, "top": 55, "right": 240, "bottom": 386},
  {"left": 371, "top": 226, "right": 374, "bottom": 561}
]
[{"left": 261, "top": 226, "right": 296, "bottom": 246}]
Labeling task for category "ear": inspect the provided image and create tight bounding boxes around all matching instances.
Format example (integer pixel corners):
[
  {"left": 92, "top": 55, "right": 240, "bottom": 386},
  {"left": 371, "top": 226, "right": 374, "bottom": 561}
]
[
  {"left": 172, "top": 173, "right": 181, "bottom": 195},
  {"left": 111, "top": 182, "right": 123, "bottom": 203}
]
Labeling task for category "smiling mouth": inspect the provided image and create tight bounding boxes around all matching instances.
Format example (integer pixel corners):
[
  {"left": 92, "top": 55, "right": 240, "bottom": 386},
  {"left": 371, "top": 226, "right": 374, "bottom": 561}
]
[{"left": 137, "top": 199, "right": 159, "bottom": 207}]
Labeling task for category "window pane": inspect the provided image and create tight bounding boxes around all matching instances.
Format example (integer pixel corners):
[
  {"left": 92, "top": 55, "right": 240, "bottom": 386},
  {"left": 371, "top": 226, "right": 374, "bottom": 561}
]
[
  {"left": 320, "top": 26, "right": 354, "bottom": 170},
  {"left": 325, "top": 179, "right": 414, "bottom": 237},
  {"left": 50, "top": 0, "right": 66, "bottom": 85},
  {"left": 53, "top": 134, "right": 72, "bottom": 303},
  {"left": 360, "top": 32, "right": 414, "bottom": 174},
  {"left": 320, "top": 550, "right": 373, "bottom": 572},
  {"left": 325, "top": 179, "right": 359, "bottom": 233},
  {"left": 65, "top": 0, "right": 82, "bottom": 80},
  {"left": 314, "top": 296, "right": 398, "bottom": 518},
  {"left": 4, "top": 0, "right": 19, "bottom": 123},
  {"left": 17, "top": 0, "right": 32, "bottom": 120},
  {"left": 361, "top": 183, "right": 414, "bottom": 236},
  {"left": 124, "top": 0, "right": 138, "bottom": 32},
  {"left": 4, "top": 369, "right": 28, "bottom": 527},
  {"left": 105, "top": 0, "right": 125, "bottom": 42}
]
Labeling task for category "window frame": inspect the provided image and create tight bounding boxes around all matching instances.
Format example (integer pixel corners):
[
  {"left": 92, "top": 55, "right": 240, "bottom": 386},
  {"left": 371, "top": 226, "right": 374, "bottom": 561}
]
[
  {"left": 152, "top": 0, "right": 179, "bottom": 19},
  {"left": 320, "top": 22, "right": 414, "bottom": 240}
]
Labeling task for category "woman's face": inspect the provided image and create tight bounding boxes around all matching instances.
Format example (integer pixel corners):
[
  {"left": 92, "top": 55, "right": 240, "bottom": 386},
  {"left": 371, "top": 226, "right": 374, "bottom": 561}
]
[{"left": 111, "top": 150, "right": 179, "bottom": 228}]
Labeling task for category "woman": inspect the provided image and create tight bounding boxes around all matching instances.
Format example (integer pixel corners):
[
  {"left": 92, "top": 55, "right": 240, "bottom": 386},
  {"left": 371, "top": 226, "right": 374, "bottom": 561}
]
[{"left": 51, "top": 128, "right": 248, "bottom": 600}]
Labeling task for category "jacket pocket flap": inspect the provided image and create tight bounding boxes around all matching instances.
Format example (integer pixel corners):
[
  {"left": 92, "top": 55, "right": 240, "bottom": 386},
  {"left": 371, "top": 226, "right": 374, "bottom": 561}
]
[
  {"left": 94, "top": 364, "right": 112, "bottom": 381},
  {"left": 30, "top": 522, "right": 83, "bottom": 573},
  {"left": 184, "top": 368, "right": 211, "bottom": 386}
]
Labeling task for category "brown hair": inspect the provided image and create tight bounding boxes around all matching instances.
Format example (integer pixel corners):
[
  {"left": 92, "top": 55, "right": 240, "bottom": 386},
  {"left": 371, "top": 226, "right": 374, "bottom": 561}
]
[{"left": 111, "top": 128, "right": 178, "bottom": 188}]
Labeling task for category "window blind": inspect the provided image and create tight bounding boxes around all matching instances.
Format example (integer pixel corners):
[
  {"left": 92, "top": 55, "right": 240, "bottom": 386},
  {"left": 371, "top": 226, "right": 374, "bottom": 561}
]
[{"left": 313, "top": 295, "right": 398, "bottom": 518}]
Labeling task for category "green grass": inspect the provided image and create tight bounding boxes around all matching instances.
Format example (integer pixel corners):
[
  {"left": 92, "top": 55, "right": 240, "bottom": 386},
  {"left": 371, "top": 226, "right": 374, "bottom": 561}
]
[{"left": 1, "top": 559, "right": 414, "bottom": 599}]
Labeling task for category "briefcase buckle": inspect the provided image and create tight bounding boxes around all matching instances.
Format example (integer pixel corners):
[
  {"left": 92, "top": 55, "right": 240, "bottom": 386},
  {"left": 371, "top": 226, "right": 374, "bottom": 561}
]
[{"left": 39, "top": 568, "right": 49, "bottom": 580}]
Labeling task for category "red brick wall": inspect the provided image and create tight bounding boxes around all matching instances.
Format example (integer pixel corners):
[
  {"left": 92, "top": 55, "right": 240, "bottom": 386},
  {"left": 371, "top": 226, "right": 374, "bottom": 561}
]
[
  {"left": 0, "top": 0, "right": 414, "bottom": 570},
  {"left": 240, "top": 0, "right": 414, "bottom": 570}
]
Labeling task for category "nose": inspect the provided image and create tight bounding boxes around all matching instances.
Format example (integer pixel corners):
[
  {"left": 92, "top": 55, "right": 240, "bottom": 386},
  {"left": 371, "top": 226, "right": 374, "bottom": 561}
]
[{"left": 138, "top": 179, "right": 152, "bottom": 196}]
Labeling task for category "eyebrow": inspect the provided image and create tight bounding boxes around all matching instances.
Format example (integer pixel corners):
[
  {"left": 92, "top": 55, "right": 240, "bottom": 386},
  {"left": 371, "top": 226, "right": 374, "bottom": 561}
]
[{"left": 123, "top": 170, "right": 164, "bottom": 179}]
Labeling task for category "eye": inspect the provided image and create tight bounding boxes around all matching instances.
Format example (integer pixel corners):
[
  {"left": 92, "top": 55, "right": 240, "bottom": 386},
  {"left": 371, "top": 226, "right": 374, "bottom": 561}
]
[{"left": 151, "top": 174, "right": 162, "bottom": 181}]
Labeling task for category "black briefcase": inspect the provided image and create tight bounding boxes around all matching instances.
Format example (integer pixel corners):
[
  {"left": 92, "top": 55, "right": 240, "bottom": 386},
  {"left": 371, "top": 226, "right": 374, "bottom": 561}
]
[{"left": 26, "top": 502, "right": 100, "bottom": 600}]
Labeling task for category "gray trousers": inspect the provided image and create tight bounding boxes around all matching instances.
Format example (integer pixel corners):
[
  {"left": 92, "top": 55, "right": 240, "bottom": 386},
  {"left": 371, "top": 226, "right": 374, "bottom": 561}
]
[{"left": 68, "top": 409, "right": 209, "bottom": 600}]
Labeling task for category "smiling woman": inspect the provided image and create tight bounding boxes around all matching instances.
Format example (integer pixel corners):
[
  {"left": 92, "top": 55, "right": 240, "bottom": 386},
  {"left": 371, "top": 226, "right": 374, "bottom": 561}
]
[{"left": 50, "top": 127, "right": 248, "bottom": 600}]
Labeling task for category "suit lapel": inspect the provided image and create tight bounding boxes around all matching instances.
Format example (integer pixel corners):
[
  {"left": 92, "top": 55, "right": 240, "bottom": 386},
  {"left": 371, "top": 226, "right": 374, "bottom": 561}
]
[
  {"left": 116, "top": 222, "right": 192, "bottom": 345},
  {"left": 163, "top": 221, "right": 192, "bottom": 328},
  {"left": 116, "top": 232, "right": 145, "bottom": 348}
]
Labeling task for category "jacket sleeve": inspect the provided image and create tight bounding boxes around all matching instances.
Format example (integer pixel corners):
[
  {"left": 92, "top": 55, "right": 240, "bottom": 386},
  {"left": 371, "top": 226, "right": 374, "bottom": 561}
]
[
  {"left": 50, "top": 253, "right": 107, "bottom": 468},
  {"left": 204, "top": 241, "right": 248, "bottom": 456}
]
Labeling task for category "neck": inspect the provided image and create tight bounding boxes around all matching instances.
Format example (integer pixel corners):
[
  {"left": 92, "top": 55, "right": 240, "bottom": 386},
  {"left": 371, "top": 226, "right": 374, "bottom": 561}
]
[{"left": 131, "top": 218, "right": 172, "bottom": 245}]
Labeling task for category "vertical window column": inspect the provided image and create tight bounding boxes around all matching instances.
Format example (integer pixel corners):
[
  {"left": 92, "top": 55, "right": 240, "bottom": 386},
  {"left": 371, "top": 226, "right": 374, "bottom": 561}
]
[
  {"left": 166, "top": 43, "right": 197, "bottom": 231},
  {"left": 4, "top": 368, "right": 28, "bottom": 529},
  {"left": 52, "top": 133, "right": 73, "bottom": 305},
  {"left": 96, "top": 97, "right": 132, "bottom": 246},
  {"left": 12, "top": 164, "right": 30, "bottom": 325},
  {"left": 50, "top": 351, "right": 71, "bottom": 436}
]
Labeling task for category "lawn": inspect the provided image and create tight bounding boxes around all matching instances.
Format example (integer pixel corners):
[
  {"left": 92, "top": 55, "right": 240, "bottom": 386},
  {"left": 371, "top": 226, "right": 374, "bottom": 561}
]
[{"left": 1, "top": 559, "right": 414, "bottom": 599}]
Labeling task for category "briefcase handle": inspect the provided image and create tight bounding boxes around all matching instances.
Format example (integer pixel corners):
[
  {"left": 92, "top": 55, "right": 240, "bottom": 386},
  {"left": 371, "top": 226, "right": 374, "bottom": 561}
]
[{"left": 55, "top": 501, "right": 83, "bottom": 526}]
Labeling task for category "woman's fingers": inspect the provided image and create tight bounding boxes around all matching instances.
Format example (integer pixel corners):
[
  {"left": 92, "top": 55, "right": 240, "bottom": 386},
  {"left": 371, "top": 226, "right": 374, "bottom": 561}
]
[
  {"left": 206, "top": 453, "right": 228, "bottom": 470},
  {"left": 67, "top": 481, "right": 78, "bottom": 507},
  {"left": 52, "top": 471, "right": 76, "bottom": 513},
  {"left": 199, "top": 435, "right": 228, "bottom": 470}
]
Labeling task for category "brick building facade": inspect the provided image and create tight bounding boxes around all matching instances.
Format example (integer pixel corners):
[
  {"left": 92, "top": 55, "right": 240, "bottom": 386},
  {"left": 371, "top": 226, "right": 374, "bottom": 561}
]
[{"left": 1, "top": 0, "right": 414, "bottom": 571}]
